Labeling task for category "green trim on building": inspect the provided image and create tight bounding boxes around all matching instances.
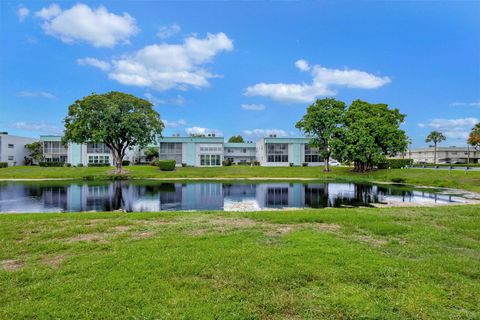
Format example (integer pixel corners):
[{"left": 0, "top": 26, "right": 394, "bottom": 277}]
[
  {"left": 264, "top": 137, "right": 311, "bottom": 144},
  {"left": 224, "top": 143, "right": 256, "bottom": 148},
  {"left": 160, "top": 136, "right": 224, "bottom": 143}
]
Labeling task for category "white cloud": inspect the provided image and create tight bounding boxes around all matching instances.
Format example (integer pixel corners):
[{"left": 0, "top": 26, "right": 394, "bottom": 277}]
[
  {"left": 242, "top": 129, "right": 288, "bottom": 138},
  {"left": 18, "top": 91, "right": 56, "bottom": 99},
  {"left": 185, "top": 127, "right": 222, "bottom": 136},
  {"left": 163, "top": 119, "right": 187, "bottom": 128},
  {"left": 35, "top": 3, "right": 139, "bottom": 48},
  {"left": 144, "top": 93, "right": 185, "bottom": 106},
  {"left": 77, "top": 57, "right": 110, "bottom": 71},
  {"left": 88, "top": 32, "right": 233, "bottom": 91},
  {"left": 450, "top": 101, "right": 480, "bottom": 108},
  {"left": 17, "top": 6, "right": 30, "bottom": 22},
  {"left": 419, "top": 117, "right": 479, "bottom": 140},
  {"left": 245, "top": 60, "right": 391, "bottom": 103},
  {"left": 241, "top": 104, "right": 265, "bottom": 111},
  {"left": 157, "top": 24, "right": 181, "bottom": 39},
  {"left": 11, "top": 122, "right": 62, "bottom": 134}
]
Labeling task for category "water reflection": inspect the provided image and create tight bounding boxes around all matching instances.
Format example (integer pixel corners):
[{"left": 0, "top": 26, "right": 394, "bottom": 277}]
[{"left": 0, "top": 181, "right": 462, "bottom": 213}]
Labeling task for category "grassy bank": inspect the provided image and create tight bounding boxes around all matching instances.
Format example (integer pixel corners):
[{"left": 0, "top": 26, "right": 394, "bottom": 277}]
[
  {"left": 1, "top": 206, "right": 479, "bottom": 319},
  {"left": 1, "top": 165, "right": 480, "bottom": 192}
]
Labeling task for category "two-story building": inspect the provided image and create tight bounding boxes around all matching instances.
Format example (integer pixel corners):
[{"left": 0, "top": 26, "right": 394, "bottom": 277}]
[
  {"left": 224, "top": 142, "right": 256, "bottom": 164},
  {"left": 255, "top": 136, "right": 323, "bottom": 167},
  {"left": 158, "top": 135, "right": 224, "bottom": 167},
  {"left": 0, "top": 132, "right": 38, "bottom": 166}
]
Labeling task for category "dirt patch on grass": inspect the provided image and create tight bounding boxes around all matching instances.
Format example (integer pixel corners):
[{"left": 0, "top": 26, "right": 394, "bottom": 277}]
[
  {"left": 131, "top": 231, "right": 155, "bottom": 240},
  {"left": 1, "top": 259, "right": 24, "bottom": 271},
  {"left": 42, "top": 254, "right": 69, "bottom": 268},
  {"left": 66, "top": 233, "right": 109, "bottom": 243},
  {"left": 112, "top": 225, "right": 133, "bottom": 232}
]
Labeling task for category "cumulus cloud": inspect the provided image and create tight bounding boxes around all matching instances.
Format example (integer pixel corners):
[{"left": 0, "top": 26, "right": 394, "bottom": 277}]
[
  {"left": 163, "top": 119, "right": 186, "bottom": 128},
  {"left": 245, "top": 59, "right": 391, "bottom": 103},
  {"left": 18, "top": 91, "right": 56, "bottom": 99},
  {"left": 419, "top": 117, "right": 479, "bottom": 140},
  {"left": 450, "top": 101, "right": 480, "bottom": 108},
  {"left": 17, "top": 6, "right": 30, "bottom": 22},
  {"left": 77, "top": 57, "right": 110, "bottom": 71},
  {"left": 82, "top": 32, "right": 233, "bottom": 91},
  {"left": 242, "top": 129, "right": 288, "bottom": 138},
  {"left": 35, "top": 3, "right": 138, "bottom": 48},
  {"left": 11, "top": 122, "right": 62, "bottom": 134},
  {"left": 185, "top": 127, "right": 222, "bottom": 136},
  {"left": 241, "top": 104, "right": 265, "bottom": 111},
  {"left": 157, "top": 24, "right": 181, "bottom": 39}
]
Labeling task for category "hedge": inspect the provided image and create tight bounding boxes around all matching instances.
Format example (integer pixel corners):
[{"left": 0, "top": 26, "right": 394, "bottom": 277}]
[
  {"left": 39, "top": 162, "right": 65, "bottom": 167},
  {"left": 377, "top": 159, "right": 413, "bottom": 169},
  {"left": 0, "top": 162, "right": 7, "bottom": 168},
  {"left": 157, "top": 160, "right": 176, "bottom": 171},
  {"left": 88, "top": 163, "right": 110, "bottom": 167}
]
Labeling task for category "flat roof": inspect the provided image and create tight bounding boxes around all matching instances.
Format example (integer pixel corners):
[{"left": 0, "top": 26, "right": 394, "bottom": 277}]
[
  {"left": 263, "top": 137, "right": 311, "bottom": 144},
  {"left": 224, "top": 143, "right": 256, "bottom": 148},
  {"left": 159, "top": 136, "right": 224, "bottom": 143}
]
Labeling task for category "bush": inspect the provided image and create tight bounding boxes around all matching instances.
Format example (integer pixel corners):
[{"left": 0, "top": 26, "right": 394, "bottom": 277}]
[
  {"left": 150, "top": 160, "right": 159, "bottom": 166},
  {"left": 302, "top": 162, "right": 308, "bottom": 167},
  {"left": 39, "top": 162, "right": 64, "bottom": 167},
  {"left": 223, "top": 159, "right": 232, "bottom": 166},
  {"left": 158, "top": 160, "right": 176, "bottom": 171},
  {"left": 0, "top": 162, "right": 7, "bottom": 168},
  {"left": 237, "top": 162, "right": 249, "bottom": 166},
  {"left": 88, "top": 163, "right": 110, "bottom": 167},
  {"left": 122, "top": 160, "right": 130, "bottom": 166},
  {"left": 77, "top": 163, "right": 84, "bottom": 167},
  {"left": 289, "top": 163, "right": 294, "bottom": 167},
  {"left": 64, "top": 163, "right": 72, "bottom": 167},
  {"left": 252, "top": 161, "right": 260, "bottom": 166},
  {"left": 377, "top": 159, "right": 414, "bottom": 169},
  {"left": 181, "top": 163, "right": 187, "bottom": 167}
]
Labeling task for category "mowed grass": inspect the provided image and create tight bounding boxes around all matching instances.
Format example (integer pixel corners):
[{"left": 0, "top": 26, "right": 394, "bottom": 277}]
[
  {"left": 1, "top": 206, "right": 479, "bottom": 319},
  {"left": 1, "top": 165, "right": 480, "bottom": 192}
]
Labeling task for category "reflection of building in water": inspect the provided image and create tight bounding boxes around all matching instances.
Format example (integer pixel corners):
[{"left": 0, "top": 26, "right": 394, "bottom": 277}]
[
  {"left": 223, "top": 184, "right": 258, "bottom": 211},
  {"left": 256, "top": 183, "right": 304, "bottom": 208}
]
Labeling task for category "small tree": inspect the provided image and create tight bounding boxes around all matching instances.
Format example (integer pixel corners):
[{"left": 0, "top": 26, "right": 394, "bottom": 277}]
[
  {"left": 63, "top": 92, "right": 164, "bottom": 174},
  {"left": 228, "top": 135, "right": 245, "bottom": 143},
  {"left": 25, "top": 141, "right": 43, "bottom": 164},
  {"left": 295, "top": 98, "right": 346, "bottom": 172},
  {"left": 467, "top": 123, "right": 480, "bottom": 152},
  {"left": 425, "top": 131, "right": 446, "bottom": 164},
  {"left": 144, "top": 146, "right": 159, "bottom": 162}
]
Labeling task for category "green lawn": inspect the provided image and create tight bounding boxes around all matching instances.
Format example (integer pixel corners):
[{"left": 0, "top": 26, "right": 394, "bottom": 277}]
[
  {"left": 1, "top": 206, "right": 479, "bottom": 319},
  {"left": 1, "top": 165, "right": 480, "bottom": 192}
]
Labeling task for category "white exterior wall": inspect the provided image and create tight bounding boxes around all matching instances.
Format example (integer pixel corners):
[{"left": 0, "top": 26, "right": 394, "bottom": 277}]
[
  {"left": 224, "top": 146, "right": 256, "bottom": 163},
  {"left": 0, "top": 134, "right": 38, "bottom": 166},
  {"left": 195, "top": 143, "right": 223, "bottom": 166}
]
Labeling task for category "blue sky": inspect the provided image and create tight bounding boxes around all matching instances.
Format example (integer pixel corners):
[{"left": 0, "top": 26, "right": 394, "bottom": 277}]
[{"left": 1, "top": 1, "right": 479, "bottom": 147}]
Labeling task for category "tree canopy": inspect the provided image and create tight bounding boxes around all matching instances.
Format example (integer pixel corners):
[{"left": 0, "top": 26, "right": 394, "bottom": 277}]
[
  {"left": 425, "top": 131, "right": 446, "bottom": 146},
  {"left": 228, "top": 135, "right": 245, "bottom": 143},
  {"left": 144, "top": 146, "right": 159, "bottom": 162},
  {"left": 467, "top": 123, "right": 480, "bottom": 151},
  {"left": 24, "top": 141, "right": 43, "bottom": 165},
  {"left": 330, "top": 100, "right": 408, "bottom": 172},
  {"left": 63, "top": 91, "right": 164, "bottom": 173},
  {"left": 295, "top": 98, "right": 346, "bottom": 172}
]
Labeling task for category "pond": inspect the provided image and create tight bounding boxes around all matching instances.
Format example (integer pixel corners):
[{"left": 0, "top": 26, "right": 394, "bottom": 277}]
[{"left": 0, "top": 180, "right": 465, "bottom": 213}]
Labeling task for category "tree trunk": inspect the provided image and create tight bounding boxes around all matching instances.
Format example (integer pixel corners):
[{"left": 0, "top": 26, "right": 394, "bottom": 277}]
[
  {"left": 113, "top": 149, "right": 126, "bottom": 174},
  {"left": 434, "top": 143, "right": 437, "bottom": 164},
  {"left": 324, "top": 157, "right": 330, "bottom": 172}
]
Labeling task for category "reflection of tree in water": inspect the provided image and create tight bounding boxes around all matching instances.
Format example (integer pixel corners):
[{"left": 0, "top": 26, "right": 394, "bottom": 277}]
[
  {"left": 304, "top": 184, "right": 329, "bottom": 208},
  {"left": 328, "top": 184, "right": 377, "bottom": 207}
]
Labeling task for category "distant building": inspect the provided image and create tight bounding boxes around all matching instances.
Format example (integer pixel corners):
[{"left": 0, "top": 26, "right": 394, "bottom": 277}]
[
  {"left": 255, "top": 136, "right": 322, "bottom": 167},
  {"left": 0, "top": 132, "right": 38, "bottom": 166},
  {"left": 400, "top": 146, "right": 479, "bottom": 164},
  {"left": 224, "top": 142, "right": 256, "bottom": 164},
  {"left": 158, "top": 135, "right": 224, "bottom": 166}
]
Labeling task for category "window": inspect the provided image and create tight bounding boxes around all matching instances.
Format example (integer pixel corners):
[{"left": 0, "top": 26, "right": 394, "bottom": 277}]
[
  {"left": 88, "top": 155, "right": 110, "bottom": 164},
  {"left": 266, "top": 187, "right": 288, "bottom": 206},
  {"left": 305, "top": 145, "right": 321, "bottom": 163},
  {"left": 8, "top": 156, "right": 14, "bottom": 160},
  {"left": 243, "top": 148, "right": 247, "bottom": 153},
  {"left": 200, "top": 154, "right": 221, "bottom": 166},
  {"left": 266, "top": 143, "right": 288, "bottom": 162},
  {"left": 8, "top": 144, "right": 14, "bottom": 149},
  {"left": 159, "top": 143, "right": 182, "bottom": 163}
]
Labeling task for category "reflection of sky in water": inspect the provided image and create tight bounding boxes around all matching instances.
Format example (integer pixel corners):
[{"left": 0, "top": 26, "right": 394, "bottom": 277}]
[{"left": 0, "top": 181, "right": 465, "bottom": 213}]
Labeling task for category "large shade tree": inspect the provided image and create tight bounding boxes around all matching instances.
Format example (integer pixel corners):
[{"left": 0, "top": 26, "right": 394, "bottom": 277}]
[
  {"left": 331, "top": 100, "right": 408, "bottom": 172},
  {"left": 63, "top": 92, "right": 164, "bottom": 174},
  {"left": 467, "top": 122, "right": 480, "bottom": 152},
  {"left": 425, "top": 131, "right": 446, "bottom": 164},
  {"left": 295, "top": 98, "right": 346, "bottom": 172}
]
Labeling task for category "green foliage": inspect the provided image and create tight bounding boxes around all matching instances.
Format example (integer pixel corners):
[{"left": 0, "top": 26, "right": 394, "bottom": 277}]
[
  {"left": 252, "top": 160, "right": 260, "bottom": 166},
  {"left": 39, "top": 162, "right": 64, "bottom": 167},
  {"left": 296, "top": 98, "right": 346, "bottom": 171},
  {"left": 144, "top": 147, "right": 159, "bottom": 162},
  {"left": 468, "top": 122, "right": 480, "bottom": 151},
  {"left": 63, "top": 91, "right": 164, "bottom": 173},
  {"left": 425, "top": 131, "right": 446, "bottom": 145},
  {"left": 122, "top": 160, "right": 130, "bottom": 166},
  {"left": 77, "top": 163, "right": 84, "bottom": 167},
  {"left": 64, "top": 163, "right": 72, "bottom": 167},
  {"left": 88, "top": 163, "right": 110, "bottom": 167},
  {"left": 391, "top": 177, "right": 407, "bottom": 183},
  {"left": 223, "top": 159, "right": 232, "bottom": 166},
  {"left": 24, "top": 141, "right": 43, "bottom": 163},
  {"left": 331, "top": 100, "right": 408, "bottom": 172},
  {"left": 0, "top": 162, "right": 8, "bottom": 168},
  {"left": 157, "top": 160, "right": 176, "bottom": 171},
  {"left": 377, "top": 159, "right": 413, "bottom": 169},
  {"left": 228, "top": 135, "right": 245, "bottom": 143}
]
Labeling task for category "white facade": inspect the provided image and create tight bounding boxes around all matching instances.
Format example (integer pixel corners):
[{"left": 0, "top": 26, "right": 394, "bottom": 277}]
[
  {"left": 0, "top": 133, "right": 38, "bottom": 166},
  {"left": 397, "top": 147, "right": 479, "bottom": 164}
]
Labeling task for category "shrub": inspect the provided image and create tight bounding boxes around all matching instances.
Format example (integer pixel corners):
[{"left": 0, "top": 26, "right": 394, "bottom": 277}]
[
  {"left": 377, "top": 159, "right": 413, "bottom": 169},
  {"left": 64, "top": 163, "right": 72, "bottom": 167},
  {"left": 39, "top": 162, "right": 64, "bottom": 167},
  {"left": 289, "top": 163, "right": 294, "bottom": 167},
  {"left": 391, "top": 177, "right": 406, "bottom": 183},
  {"left": 122, "top": 160, "right": 130, "bottom": 166},
  {"left": 158, "top": 160, "right": 176, "bottom": 171},
  {"left": 302, "top": 162, "right": 308, "bottom": 167},
  {"left": 77, "top": 163, "right": 84, "bottom": 167},
  {"left": 0, "top": 162, "right": 7, "bottom": 168},
  {"left": 252, "top": 161, "right": 260, "bottom": 166},
  {"left": 223, "top": 159, "right": 232, "bottom": 166},
  {"left": 237, "top": 162, "right": 249, "bottom": 166},
  {"left": 181, "top": 163, "right": 187, "bottom": 167},
  {"left": 88, "top": 163, "right": 110, "bottom": 167},
  {"left": 150, "top": 160, "right": 159, "bottom": 166}
]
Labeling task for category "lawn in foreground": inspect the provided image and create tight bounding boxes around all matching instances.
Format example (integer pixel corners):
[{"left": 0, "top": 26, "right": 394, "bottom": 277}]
[
  {"left": 1, "top": 206, "right": 479, "bottom": 319},
  {"left": 1, "top": 165, "right": 480, "bottom": 193}
]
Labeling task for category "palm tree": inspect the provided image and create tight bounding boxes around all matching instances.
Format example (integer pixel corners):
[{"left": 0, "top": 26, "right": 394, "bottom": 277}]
[{"left": 425, "top": 131, "right": 446, "bottom": 164}]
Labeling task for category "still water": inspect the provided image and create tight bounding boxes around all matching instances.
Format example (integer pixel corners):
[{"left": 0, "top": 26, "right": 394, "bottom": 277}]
[{"left": 0, "top": 180, "right": 463, "bottom": 213}]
